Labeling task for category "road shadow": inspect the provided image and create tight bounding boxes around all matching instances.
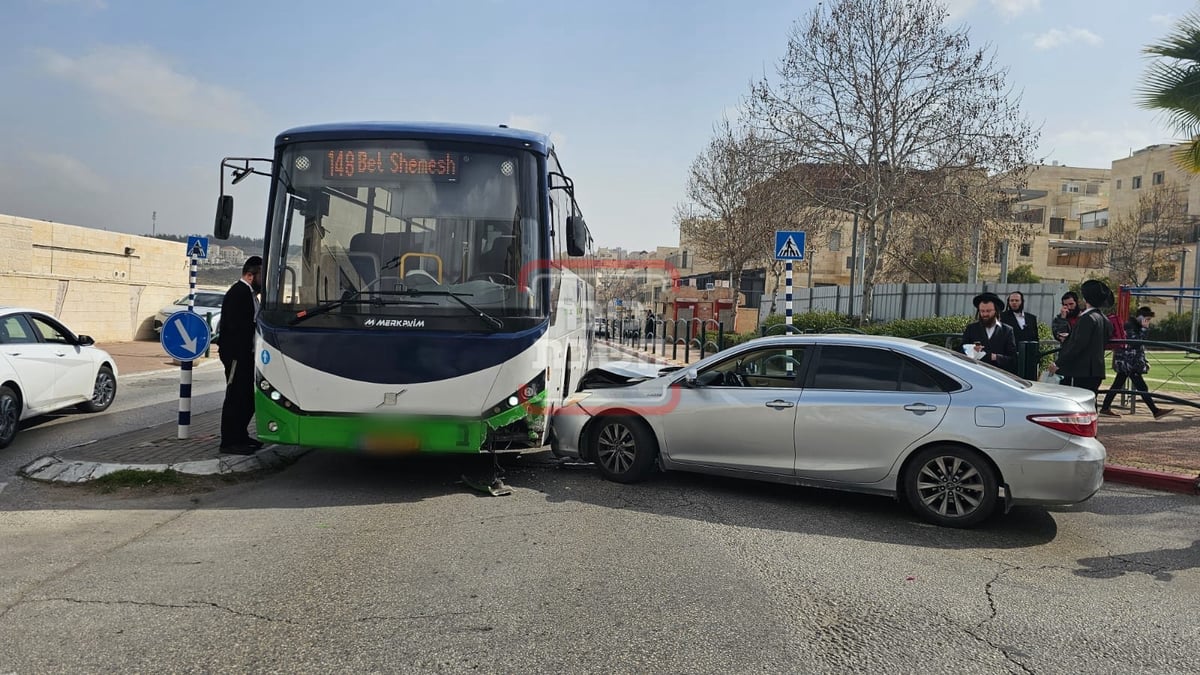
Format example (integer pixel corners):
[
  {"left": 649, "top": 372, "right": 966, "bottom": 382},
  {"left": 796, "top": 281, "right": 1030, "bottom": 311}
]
[{"left": 1074, "top": 540, "right": 1200, "bottom": 582}]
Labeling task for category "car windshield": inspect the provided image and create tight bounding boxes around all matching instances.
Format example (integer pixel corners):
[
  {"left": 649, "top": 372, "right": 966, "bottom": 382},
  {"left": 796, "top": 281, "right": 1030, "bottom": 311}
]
[
  {"left": 259, "top": 139, "right": 545, "bottom": 332},
  {"left": 921, "top": 343, "right": 1032, "bottom": 388}
]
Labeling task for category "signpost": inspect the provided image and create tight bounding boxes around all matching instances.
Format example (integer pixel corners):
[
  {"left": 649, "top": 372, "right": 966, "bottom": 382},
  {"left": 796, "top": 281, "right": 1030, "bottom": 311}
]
[
  {"left": 775, "top": 231, "right": 805, "bottom": 377},
  {"left": 162, "top": 235, "right": 212, "bottom": 439}
]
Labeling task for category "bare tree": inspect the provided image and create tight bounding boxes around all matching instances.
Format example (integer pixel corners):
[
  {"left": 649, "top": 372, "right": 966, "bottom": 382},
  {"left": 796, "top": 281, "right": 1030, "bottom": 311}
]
[
  {"left": 747, "top": 0, "right": 1038, "bottom": 322},
  {"left": 1105, "top": 183, "right": 1191, "bottom": 287},
  {"left": 676, "top": 117, "right": 779, "bottom": 295}
]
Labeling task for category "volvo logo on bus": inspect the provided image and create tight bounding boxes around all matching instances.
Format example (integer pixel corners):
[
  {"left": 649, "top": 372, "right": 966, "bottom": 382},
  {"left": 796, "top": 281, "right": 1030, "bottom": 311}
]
[{"left": 363, "top": 318, "right": 426, "bottom": 328}]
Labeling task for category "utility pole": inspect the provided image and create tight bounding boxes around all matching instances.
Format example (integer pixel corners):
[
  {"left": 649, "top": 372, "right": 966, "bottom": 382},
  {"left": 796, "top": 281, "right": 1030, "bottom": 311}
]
[
  {"left": 998, "top": 241, "right": 1010, "bottom": 284},
  {"left": 152, "top": 211, "right": 157, "bottom": 237}
]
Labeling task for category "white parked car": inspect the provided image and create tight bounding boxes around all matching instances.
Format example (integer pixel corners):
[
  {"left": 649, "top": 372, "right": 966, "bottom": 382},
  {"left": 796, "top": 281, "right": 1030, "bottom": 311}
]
[
  {"left": 154, "top": 291, "right": 225, "bottom": 341},
  {"left": 0, "top": 307, "right": 119, "bottom": 448}
]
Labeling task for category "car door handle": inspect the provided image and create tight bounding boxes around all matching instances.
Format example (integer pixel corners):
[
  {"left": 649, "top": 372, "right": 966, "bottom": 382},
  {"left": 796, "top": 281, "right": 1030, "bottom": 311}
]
[
  {"left": 765, "top": 399, "right": 795, "bottom": 410},
  {"left": 904, "top": 403, "right": 938, "bottom": 414}
]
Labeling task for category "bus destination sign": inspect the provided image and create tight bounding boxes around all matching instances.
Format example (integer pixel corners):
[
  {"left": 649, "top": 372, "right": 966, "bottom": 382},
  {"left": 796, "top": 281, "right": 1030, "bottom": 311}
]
[{"left": 323, "top": 149, "right": 460, "bottom": 182}]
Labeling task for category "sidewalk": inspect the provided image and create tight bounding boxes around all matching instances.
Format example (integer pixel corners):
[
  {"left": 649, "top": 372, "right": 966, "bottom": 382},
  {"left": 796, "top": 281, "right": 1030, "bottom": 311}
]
[
  {"left": 17, "top": 340, "right": 304, "bottom": 483},
  {"left": 101, "top": 338, "right": 222, "bottom": 377}
]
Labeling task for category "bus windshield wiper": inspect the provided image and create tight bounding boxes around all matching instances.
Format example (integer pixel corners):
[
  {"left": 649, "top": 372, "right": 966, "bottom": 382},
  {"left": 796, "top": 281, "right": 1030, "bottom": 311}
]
[
  {"left": 289, "top": 290, "right": 433, "bottom": 326},
  {"left": 397, "top": 289, "right": 504, "bottom": 329}
]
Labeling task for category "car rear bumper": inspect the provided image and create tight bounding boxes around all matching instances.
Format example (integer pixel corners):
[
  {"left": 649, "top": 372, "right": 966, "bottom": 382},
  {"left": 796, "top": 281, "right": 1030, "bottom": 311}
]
[{"left": 990, "top": 437, "right": 1106, "bottom": 505}]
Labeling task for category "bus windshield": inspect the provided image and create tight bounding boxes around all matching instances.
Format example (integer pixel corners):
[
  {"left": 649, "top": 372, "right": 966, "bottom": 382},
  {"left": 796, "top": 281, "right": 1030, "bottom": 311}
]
[{"left": 261, "top": 139, "right": 546, "bottom": 331}]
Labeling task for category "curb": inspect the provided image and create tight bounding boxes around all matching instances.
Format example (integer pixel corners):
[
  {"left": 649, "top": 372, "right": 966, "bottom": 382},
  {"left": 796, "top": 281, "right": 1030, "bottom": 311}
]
[
  {"left": 17, "top": 445, "right": 311, "bottom": 484},
  {"left": 1103, "top": 464, "right": 1200, "bottom": 495}
]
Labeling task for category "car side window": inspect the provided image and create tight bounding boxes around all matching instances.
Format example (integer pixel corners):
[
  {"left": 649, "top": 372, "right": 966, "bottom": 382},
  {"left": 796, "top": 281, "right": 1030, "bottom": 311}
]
[
  {"left": 28, "top": 316, "right": 72, "bottom": 344},
  {"left": 697, "top": 346, "right": 805, "bottom": 388},
  {"left": 0, "top": 315, "right": 38, "bottom": 344},
  {"left": 811, "top": 346, "right": 905, "bottom": 391}
]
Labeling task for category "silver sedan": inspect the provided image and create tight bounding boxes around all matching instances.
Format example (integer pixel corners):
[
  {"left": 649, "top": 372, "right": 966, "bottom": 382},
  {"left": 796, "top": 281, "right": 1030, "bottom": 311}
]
[{"left": 552, "top": 334, "right": 1105, "bottom": 528}]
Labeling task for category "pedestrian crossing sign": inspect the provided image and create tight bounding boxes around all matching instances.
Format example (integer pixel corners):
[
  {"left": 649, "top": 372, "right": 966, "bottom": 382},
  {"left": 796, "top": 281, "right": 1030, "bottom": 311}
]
[
  {"left": 187, "top": 235, "right": 209, "bottom": 259},
  {"left": 774, "top": 231, "right": 805, "bottom": 260}
]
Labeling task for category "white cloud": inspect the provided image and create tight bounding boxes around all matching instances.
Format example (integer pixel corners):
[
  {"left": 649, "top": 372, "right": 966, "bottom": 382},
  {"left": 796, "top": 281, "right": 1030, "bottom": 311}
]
[
  {"left": 990, "top": 0, "right": 1040, "bottom": 19},
  {"left": 1032, "top": 27, "right": 1102, "bottom": 50},
  {"left": 37, "top": 45, "right": 260, "bottom": 133},
  {"left": 28, "top": 153, "right": 110, "bottom": 193},
  {"left": 1042, "top": 127, "right": 1159, "bottom": 169}
]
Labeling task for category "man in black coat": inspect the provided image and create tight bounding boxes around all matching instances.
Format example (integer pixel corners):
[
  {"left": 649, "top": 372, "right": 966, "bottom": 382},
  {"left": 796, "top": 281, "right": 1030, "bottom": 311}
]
[
  {"left": 1050, "top": 280, "right": 1113, "bottom": 394},
  {"left": 961, "top": 292, "right": 1018, "bottom": 373},
  {"left": 1000, "top": 290, "right": 1039, "bottom": 344},
  {"left": 219, "top": 256, "right": 264, "bottom": 453}
]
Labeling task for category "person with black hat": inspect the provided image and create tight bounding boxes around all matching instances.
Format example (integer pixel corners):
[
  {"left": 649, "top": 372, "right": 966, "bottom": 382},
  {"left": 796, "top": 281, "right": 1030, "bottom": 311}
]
[
  {"left": 961, "top": 292, "right": 1018, "bottom": 373},
  {"left": 1049, "top": 279, "right": 1113, "bottom": 394},
  {"left": 219, "top": 255, "right": 265, "bottom": 453},
  {"left": 1001, "top": 291, "right": 1039, "bottom": 344},
  {"left": 1098, "top": 306, "right": 1174, "bottom": 419}
]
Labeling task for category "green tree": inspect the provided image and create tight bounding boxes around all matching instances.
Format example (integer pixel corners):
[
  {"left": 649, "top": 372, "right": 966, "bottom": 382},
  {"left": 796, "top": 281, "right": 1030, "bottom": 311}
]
[
  {"left": 909, "top": 252, "right": 968, "bottom": 283},
  {"left": 1005, "top": 264, "right": 1041, "bottom": 284},
  {"left": 1138, "top": 12, "right": 1200, "bottom": 172}
]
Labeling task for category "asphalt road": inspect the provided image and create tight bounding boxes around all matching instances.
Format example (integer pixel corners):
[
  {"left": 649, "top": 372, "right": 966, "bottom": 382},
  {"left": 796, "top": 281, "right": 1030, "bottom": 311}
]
[{"left": 0, "top": 345, "right": 1197, "bottom": 673}]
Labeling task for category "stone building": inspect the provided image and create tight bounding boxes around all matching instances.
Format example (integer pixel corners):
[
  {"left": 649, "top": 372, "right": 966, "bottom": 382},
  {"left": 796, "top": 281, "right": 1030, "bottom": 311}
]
[{"left": 0, "top": 213, "right": 197, "bottom": 342}]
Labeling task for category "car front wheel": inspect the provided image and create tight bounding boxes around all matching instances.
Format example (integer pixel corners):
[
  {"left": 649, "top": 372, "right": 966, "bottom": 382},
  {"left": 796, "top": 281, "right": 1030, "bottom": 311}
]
[
  {"left": 904, "top": 445, "right": 998, "bottom": 528},
  {"left": 0, "top": 385, "right": 20, "bottom": 448},
  {"left": 79, "top": 365, "right": 117, "bottom": 413},
  {"left": 590, "top": 415, "right": 658, "bottom": 483}
]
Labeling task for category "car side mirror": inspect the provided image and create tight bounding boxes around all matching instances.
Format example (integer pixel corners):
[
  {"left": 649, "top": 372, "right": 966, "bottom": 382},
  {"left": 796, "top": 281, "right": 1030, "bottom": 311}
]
[
  {"left": 682, "top": 368, "right": 699, "bottom": 387},
  {"left": 214, "top": 195, "right": 234, "bottom": 239},
  {"left": 76, "top": 335, "right": 95, "bottom": 347}
]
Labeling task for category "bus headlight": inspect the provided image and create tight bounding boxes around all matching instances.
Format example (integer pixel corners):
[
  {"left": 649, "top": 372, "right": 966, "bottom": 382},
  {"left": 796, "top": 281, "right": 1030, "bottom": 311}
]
[{"left": 488, "top": 372, "right": 546, "bottom": 416}]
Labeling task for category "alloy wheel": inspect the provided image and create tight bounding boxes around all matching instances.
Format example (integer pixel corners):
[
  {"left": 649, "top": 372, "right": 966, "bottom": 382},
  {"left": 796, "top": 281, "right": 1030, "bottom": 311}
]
[{"left": 915, "top": 455, "right": 986, "bottom": 518}]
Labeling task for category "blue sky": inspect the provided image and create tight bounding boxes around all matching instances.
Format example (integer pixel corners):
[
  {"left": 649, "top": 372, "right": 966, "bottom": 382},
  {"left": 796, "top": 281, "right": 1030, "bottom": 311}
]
[{"left": 0, "top": 0, "right": 1195, "bottom": 252}]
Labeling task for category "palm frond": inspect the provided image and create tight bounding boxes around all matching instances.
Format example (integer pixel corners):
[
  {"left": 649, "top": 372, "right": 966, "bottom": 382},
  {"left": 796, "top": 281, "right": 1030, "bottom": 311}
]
[
  {"left": 1142, "top": 11, "right": 1200, "bottom": 61},
  {"left": 1173, "top": 139, "right": 1200, "bottom": 174}
]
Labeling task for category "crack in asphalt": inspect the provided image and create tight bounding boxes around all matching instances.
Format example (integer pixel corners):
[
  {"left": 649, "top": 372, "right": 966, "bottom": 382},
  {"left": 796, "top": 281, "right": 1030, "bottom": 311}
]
[
  {"left": 971, "top": 557, "right": 1071, "bottom": 674},
  {"left": 0, "top": 507, "right": 198, "bottom": 622},
  {"left": 35, "top": 597, "right": 295, "bottom": 623}
]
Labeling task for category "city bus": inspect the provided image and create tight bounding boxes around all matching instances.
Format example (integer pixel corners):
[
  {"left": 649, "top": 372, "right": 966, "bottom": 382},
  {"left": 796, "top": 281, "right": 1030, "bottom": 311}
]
[{"left": 213, "top": 122, "right": 595, "bottom": 458}]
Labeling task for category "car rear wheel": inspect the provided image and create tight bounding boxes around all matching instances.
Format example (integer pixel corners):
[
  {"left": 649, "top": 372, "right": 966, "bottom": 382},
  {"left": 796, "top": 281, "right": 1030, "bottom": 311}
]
[
  {"left": 0, "top": 385, "right": 20, "bottom": 448},
  {"left": 590, "top": 415, "right": 657, "bottom": 483},
  {"left": 904, "top": 445, "right": 998, "bottom": 528},
  {"left": 79, "top": 365, "right": 117, "bottom": 413}
]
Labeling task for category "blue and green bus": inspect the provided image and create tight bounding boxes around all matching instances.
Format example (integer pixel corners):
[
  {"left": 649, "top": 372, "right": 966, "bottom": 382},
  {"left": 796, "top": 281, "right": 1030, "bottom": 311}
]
[{"left": 214, "top": 122, "right": 595, "bottom": 454}]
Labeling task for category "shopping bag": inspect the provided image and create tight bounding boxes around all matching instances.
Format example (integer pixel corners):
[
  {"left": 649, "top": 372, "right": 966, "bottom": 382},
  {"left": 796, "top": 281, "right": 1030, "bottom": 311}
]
[{"left": 1038, "top": 370, "right": 1060, "bottom": 385}]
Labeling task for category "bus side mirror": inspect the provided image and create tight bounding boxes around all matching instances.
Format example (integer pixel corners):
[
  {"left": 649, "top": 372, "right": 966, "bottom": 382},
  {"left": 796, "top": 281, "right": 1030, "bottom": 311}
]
[
  {"left": 566, "top": 215, "right": 587, "bottom": 257},
  {"left": 214, "top": 195, "right": 234, "bottom": 239}
]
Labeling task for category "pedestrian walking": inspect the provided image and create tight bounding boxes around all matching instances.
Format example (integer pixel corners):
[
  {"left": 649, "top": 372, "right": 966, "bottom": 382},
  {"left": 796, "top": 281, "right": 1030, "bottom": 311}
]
[
  {"left": 1098, "top": 306, "right": 1174, "bottom": 419},
  {"left": 1049, "top": 280, "right": 1112, "bottom": 394},
  {"left": 219, "top": 256, "right": 264, "bottom": 453}
]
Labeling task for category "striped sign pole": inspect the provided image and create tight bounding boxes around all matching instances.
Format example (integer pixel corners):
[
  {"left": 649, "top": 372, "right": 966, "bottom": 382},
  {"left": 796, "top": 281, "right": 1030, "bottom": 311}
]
[
  {"left": 785, "top": 260, "right": 793, "bottom": 376},
  {"left": 178, "top": 253, "right": 197, "bottom": 439}
]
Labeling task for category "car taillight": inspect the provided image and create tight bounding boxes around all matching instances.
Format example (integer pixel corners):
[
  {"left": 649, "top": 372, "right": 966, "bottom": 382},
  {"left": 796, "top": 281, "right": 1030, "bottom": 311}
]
[{"left": 1027, "top": 412, "right": 1097, "bottom": 437}]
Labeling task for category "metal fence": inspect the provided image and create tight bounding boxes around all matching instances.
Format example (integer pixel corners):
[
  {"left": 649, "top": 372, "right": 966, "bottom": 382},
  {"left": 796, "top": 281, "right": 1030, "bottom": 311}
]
[{"left": 760, "top": 282, "right": 1070, "bottom": 323}]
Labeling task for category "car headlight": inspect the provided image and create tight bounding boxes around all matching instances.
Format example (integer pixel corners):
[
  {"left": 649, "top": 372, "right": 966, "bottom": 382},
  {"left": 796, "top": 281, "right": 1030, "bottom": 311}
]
[{"left": 563, "top": 392, "right": 591, "bottom": 407}]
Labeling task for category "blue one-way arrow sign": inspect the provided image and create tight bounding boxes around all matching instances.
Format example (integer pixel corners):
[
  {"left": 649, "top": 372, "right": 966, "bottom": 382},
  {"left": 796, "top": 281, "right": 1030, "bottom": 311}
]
[
  {"left": 161, "top": 311, "right": 212, "bottom": 362},
  {"left": 774, "top": 231, "right": 806, "bottom": 260}
]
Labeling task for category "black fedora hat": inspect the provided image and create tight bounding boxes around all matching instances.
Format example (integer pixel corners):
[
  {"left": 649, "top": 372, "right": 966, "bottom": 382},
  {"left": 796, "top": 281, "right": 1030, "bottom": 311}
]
[
  {"left": 1080, "top": 279, "right": 1113, "bottom": 308},
  {"left": 972, "top": 292, "right": 1004, "bottom": 309}
]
